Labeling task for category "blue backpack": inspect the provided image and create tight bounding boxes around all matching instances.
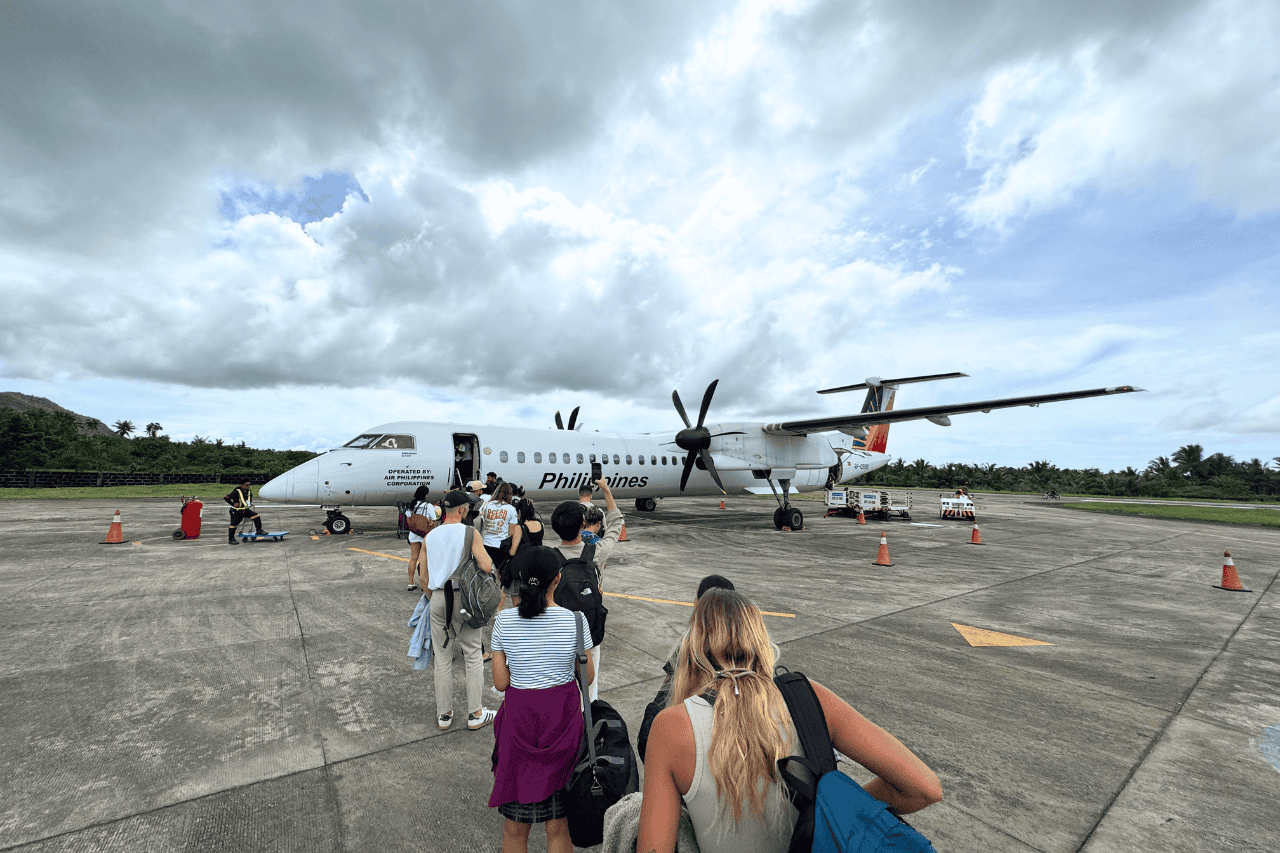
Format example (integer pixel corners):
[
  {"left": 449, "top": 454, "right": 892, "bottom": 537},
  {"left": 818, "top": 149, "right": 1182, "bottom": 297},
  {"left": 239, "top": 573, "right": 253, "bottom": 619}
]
[{"left": 774, "top": 671, "right": 936, "bottom": 853}]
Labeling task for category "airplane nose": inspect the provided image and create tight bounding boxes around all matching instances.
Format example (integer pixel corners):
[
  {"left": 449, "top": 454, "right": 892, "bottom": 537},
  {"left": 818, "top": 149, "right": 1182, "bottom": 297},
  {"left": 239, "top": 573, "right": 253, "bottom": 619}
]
[{"left": 260, "top": 472, "right": 289, "bottom": 501}]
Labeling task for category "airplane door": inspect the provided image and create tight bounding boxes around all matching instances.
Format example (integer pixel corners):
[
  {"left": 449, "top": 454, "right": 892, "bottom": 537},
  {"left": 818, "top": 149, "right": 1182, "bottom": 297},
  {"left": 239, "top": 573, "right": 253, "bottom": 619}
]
[{"left": 451, "top": 433, "right": 480, "bottom": 490}]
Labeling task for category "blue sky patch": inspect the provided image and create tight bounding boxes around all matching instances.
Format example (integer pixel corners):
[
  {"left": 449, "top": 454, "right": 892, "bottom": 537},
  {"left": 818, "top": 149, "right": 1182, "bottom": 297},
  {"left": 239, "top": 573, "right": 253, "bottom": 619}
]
[{"left": 220, "top": 172, "right": 368, "bottom": 225}]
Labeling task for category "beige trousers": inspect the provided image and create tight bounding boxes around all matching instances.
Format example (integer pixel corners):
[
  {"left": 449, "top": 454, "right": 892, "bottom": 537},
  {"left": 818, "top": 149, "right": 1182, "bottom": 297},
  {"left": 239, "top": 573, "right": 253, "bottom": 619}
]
[{"left": 429, "top": 588, "right": 484, "bottom": 719}]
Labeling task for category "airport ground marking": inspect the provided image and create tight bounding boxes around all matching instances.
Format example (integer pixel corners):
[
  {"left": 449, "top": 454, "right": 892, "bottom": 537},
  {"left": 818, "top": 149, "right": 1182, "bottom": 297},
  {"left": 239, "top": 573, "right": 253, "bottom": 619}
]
[
  {"left": 604, "top": 589, "right": 795, "bottom": 617},
  {"left": 349, "top": 547, "right": 410, "bottom": 563},
  {"left": 952, "top": 623, "right": 1053, "bottom": 647},
  {"left": 344, "top": 547, "right": 797, "bottom": 617}
]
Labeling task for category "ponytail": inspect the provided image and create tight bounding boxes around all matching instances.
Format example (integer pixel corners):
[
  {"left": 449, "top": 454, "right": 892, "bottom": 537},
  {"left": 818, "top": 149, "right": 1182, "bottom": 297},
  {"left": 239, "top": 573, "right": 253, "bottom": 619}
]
[{"left": 511, "top": 546, "right": 560, "bottom": 620}]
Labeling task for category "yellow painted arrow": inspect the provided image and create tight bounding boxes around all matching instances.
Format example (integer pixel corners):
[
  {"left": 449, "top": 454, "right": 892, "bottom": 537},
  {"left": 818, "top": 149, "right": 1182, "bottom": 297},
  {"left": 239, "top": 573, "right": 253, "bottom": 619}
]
[{"left": 952, "top": 623, "right": 1053, "bottom": 647}]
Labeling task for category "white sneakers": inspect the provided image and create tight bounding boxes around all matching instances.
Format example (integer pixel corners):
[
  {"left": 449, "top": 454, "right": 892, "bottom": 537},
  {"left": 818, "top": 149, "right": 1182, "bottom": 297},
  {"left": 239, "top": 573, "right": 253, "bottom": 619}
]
[{"left": 467, "top": 708, "right": 497, "bottom": 730}]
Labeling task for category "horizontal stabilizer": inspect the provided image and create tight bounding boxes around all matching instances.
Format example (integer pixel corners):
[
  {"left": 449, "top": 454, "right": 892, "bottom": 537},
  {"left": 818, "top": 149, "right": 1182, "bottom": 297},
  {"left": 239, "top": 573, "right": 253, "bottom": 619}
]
[
  {"left": 766, "top": 385, "right": 1144, "bottom": 436},
  {"left": 817, "top": 372, "right": 968, "bottom": 394}
]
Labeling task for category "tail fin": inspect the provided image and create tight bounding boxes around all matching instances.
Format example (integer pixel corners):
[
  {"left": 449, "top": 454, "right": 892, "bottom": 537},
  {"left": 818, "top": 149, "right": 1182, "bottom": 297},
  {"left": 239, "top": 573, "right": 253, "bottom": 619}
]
[
  {"left": 862, "top": 387, "right": 896, "bottom": 454},
  {"left": 821, "top": 373, "right": 966, "bottom": 454}
]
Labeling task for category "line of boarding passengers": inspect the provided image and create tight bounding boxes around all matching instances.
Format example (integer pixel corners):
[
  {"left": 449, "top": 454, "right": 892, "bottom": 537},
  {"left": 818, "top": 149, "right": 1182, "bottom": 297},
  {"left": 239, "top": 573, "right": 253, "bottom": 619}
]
[{"left": 408, "top": 482, "right": 941, "bottom": 853}]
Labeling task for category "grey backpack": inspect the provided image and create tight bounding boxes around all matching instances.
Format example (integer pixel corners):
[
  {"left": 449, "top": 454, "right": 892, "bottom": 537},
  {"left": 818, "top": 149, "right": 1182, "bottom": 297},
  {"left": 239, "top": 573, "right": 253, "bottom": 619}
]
[{"left": 443, "top": 527, "right": 502, "bottom": 642}]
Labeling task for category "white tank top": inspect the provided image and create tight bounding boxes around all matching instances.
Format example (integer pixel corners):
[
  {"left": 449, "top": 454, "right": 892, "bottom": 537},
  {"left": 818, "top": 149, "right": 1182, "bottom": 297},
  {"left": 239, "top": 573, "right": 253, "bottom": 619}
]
[{"left": 681, "top": 696, "right": 801, "bottom": 853}]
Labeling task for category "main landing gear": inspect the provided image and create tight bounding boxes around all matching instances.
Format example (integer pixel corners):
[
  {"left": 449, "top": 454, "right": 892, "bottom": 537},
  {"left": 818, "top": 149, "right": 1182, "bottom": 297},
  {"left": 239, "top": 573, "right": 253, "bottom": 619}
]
[
  {"left": 766, "top": 477, "right": 804, "bottom": 530},
  {"left": 635, "top": 497, "right": 657, "bottom": 512}
]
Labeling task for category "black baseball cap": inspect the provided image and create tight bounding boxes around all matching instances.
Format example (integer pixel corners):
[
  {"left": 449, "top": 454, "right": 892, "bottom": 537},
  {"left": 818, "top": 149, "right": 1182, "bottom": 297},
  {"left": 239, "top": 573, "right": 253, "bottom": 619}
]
[{"left": 442, "top": 489, "right": 475, "bottom": 509}]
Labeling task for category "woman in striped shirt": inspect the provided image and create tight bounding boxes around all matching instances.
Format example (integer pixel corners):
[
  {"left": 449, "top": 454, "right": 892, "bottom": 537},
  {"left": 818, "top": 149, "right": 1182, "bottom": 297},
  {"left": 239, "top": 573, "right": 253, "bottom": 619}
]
[{"left": 488, "top": 547, "right": 595, "bottom": 853}]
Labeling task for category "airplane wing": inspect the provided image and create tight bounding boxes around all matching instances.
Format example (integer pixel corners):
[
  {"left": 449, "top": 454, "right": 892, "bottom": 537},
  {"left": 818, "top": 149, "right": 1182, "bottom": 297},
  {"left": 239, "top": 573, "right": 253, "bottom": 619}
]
[{"left": 762, "top": 385, "right": 1144, "bottom": 435}]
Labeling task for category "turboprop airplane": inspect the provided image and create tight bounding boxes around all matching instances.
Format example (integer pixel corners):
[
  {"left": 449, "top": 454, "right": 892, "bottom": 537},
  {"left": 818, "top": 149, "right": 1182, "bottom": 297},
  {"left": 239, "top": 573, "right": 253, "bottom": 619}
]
[{"left": 259, "top": 373, "right": 1142, "bottom": 533}]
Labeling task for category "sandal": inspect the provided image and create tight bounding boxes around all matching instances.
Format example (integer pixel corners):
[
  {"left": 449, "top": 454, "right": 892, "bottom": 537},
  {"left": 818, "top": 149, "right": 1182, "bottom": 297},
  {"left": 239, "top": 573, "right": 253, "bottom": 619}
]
[{"left": 407, "top": 584, "right": 420, "bottom": 592}]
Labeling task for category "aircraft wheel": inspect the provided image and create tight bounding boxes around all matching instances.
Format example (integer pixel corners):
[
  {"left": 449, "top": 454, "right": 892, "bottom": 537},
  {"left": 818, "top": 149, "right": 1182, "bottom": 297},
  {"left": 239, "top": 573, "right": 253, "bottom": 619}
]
[
  {"left": 172, "top": 529, "right": 185, "bottom": 541},
  {"left": 785, "top": 507, "right": 804, "bottom": 530},
  {"left": 325, "top": 514, "right": 351, "bottom": 535},
  {"left": 635, "top": 497, "right": 657, "bottom": 512},
  {"left": 773, "top": 508, "right": 785, "bottom": 530}
]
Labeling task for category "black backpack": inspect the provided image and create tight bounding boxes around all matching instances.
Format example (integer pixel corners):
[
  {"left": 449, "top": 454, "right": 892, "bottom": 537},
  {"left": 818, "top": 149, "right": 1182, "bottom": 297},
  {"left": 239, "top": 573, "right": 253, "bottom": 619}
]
[
  {"left": 564, "top": 616, "right": 640, "bottom": 848},
  {"left": 554, "top": 543, "right": 608, "bottom": 646}
]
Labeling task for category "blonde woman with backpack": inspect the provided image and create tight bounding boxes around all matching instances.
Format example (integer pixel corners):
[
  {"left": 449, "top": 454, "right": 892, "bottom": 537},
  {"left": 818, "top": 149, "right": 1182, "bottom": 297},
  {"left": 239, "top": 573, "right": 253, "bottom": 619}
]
[{"left": 638, "top": 589, "right": 941, "bottom": 853}]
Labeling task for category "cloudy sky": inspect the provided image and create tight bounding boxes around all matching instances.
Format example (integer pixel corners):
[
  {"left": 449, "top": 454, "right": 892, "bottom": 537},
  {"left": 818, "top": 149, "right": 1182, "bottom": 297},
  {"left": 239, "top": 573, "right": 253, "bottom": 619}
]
[{"left": 2, "top": 0, "right": 1277, "bottom": 470}]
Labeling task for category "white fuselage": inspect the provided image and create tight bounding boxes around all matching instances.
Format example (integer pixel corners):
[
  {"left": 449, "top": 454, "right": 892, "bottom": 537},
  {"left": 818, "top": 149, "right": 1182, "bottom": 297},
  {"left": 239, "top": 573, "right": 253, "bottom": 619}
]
[{"left": 259, "top": 420, "right": 889, "bottom": 507}]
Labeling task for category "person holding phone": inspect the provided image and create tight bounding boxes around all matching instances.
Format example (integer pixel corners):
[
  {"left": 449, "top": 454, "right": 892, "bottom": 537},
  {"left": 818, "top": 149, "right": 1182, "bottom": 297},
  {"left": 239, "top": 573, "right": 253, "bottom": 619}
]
[{"left": 551, "top": 476, "right": 623, "bottom": 701}]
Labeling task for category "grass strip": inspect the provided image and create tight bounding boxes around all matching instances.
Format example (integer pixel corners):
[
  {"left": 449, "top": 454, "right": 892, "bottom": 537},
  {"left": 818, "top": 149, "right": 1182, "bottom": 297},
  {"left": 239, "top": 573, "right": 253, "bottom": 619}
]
[
  {"left": 0, "top": 484, "right": 223, "bottom": 501},
  {"left": 1062, "top": 502, "right": 1280, "bottom": 528}
]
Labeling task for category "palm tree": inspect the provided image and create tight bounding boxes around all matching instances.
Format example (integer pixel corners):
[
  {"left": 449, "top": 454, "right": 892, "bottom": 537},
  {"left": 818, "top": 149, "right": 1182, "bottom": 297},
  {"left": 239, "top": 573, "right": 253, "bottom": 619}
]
[
  {"left": 145, "top": 422, "right": 162, "bottom": 438},
  {"left": 1172, "top": 444, "right": 1205, "bottom": 479},
  {"left": 112, "top": 419, "right": 135, "bottom": 438}
]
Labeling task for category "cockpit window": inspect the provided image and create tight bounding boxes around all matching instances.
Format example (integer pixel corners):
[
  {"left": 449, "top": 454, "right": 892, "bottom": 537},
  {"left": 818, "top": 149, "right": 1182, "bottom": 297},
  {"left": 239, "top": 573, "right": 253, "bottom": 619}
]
[
  {"left": 372, "top": 434, "right": 414, "bottom": 449},
  {"left": 342, "top": 433, "right": 416, "bottom": 450}
]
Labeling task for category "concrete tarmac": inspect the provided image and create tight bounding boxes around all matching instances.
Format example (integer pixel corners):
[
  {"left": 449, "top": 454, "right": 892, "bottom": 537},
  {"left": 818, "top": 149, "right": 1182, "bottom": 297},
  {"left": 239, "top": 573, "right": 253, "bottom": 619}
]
[{"left": 1, "top": 492, "right": 1277, "bottom": 852}]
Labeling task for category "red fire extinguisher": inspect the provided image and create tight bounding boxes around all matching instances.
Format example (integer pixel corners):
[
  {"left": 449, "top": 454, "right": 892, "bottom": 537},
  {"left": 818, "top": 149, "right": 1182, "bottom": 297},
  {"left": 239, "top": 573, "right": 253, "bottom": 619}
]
[{"left": 174, "top": 498, "right": 203, "bottom": 540}]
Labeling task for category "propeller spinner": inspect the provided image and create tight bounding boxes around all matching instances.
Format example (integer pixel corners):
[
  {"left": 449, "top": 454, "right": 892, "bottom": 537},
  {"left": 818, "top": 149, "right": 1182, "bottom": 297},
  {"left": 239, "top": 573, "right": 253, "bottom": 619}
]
[{"left": 671, "top": 379, "right": 743, "bottom": 494}]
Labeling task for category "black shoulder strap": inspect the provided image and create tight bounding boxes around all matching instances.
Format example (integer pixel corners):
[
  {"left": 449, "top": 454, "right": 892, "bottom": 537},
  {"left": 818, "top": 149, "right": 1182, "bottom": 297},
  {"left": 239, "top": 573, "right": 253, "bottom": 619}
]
[
  {"left": 776, "top": 671, "right": 837, "bottom": 775},
  {"left": 581, "top": 542, "right": 597, "bottom": 565},
  {"left": 774, "top": 671, "right": 837, "bottom": 853}
]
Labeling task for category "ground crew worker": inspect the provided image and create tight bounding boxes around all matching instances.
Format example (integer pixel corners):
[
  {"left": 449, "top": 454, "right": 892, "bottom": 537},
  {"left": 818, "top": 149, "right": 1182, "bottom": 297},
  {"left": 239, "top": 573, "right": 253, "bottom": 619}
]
[{"left": 224, "top": 480, "right": 265, "bottom": 544}]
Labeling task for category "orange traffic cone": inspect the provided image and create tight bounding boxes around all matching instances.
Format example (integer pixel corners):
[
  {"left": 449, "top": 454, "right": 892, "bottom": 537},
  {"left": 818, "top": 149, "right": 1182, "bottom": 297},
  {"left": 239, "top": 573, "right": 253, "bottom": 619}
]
[
  {"left": 856, "top": 508, "right": 866, "bottom": 525},
  {"left": 1214, "top": 550, "right": 1252, "bottom": 592},
  {"left": 719, "top": 500, "right": 726, "bottom": 509},
  {"left": 619, "top": 523, "right": 628, "bottom": 542},
  {"left": 872, "top": 531, "right": 893, "bottom": 566},
  {"left": 101, "top": 510, "right": 125, "bottom": 544},
  {"left": 969, "top": 522, "right": 983, "bottom": 545}
]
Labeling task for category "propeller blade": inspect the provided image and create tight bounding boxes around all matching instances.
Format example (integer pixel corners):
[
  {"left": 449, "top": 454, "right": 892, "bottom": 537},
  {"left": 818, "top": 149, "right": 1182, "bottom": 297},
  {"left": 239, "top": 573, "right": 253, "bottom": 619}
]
[
  {"left": 567, "top": 407, "right": 580, "bottom": 432},
  {"left": 554, "top": 411, "right": 564, "bottom": 430},
  {"left": 699, "top": 450, "right": 727, "bottom": 494},
  {"left": 672, "top": 390, "right": 692, "bottom": 429},
  {"left": 680, "top": 451, "right": 697, "bottom": 491},
  {"left": 696, "top": 380, "right": 719, "bottom": 428}
]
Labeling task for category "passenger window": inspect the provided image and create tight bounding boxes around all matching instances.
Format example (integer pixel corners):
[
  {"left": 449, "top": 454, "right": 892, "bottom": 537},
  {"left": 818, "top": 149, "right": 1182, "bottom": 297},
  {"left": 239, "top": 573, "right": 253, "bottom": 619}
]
[
  {"left": 500, "top": 451, "right": 508, "bottom": 463},
  {"left": 590, "top": 454, "right": 596, "bottom": 463},
  {"left": 534, "top": 452, "right": 542, "bottom": 463},
  {"left": 549, "top": 453, "right": 557, "bottom": 463},
  {"left": 577, "top": 453, "right": 584, "bottom": 464},
  {"left": 639, "top": 455, "right": 645, "bottom": 465},
  {"left": 613, "top": 454, "right": 620, "bottom": 465},
  {"left": 517, "top": 452, "right": 525, "bottom": 463},
  {"left": 651, "top": 455, "right": 657, "bottom": 465},
  {"left": 626, "top": 455, "right": 632, "bottom": 465},
  {"left": 660, "top": 456, "right": 667, "bottom": 465}
]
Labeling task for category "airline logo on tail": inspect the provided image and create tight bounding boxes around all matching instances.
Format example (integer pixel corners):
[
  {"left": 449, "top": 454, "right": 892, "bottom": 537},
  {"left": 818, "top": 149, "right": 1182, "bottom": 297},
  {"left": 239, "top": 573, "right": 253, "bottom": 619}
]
[
  {"left": 852, "top": 383, "right": 897, "bottom": 454},
  {"left": 817, "top": 373, "right": 971, "bottom": 455}
]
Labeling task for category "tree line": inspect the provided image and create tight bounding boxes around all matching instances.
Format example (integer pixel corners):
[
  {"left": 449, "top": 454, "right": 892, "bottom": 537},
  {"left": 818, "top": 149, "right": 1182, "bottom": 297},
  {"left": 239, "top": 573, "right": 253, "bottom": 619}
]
[
  {"left": 858, "top": 444, "right": 1279, "bottom": 500},
  {"left": 1, "top": 408, "right": 318, "bottom": 477}
]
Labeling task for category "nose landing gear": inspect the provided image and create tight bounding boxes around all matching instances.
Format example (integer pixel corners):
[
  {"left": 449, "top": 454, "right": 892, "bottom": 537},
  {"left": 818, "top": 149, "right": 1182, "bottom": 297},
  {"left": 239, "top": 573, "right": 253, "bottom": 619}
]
[{"left": 324, "top": 510, "right": 351, "bottom": 535}]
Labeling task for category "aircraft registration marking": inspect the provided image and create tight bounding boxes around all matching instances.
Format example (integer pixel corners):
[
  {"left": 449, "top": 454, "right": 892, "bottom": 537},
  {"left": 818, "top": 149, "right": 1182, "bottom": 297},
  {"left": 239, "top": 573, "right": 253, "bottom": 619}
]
[{"left": 952, "top": 623, "right": 1053, "bottom": 647}]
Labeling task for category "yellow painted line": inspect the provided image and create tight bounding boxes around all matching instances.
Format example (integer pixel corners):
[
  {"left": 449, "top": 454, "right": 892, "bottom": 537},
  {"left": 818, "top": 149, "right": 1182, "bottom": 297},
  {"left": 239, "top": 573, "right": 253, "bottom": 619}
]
[
  {"left": 952, "top": 623, "right": 1053, "bottom": 647},
  {"left": 349, "top": 547, "right": 410, "bottom": 563},
  {"left": 345, "top": 548, "right": 796, "bottom": 618},
  {"left": 604, "top": 590, "right": 795, "bottom": 618}
]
